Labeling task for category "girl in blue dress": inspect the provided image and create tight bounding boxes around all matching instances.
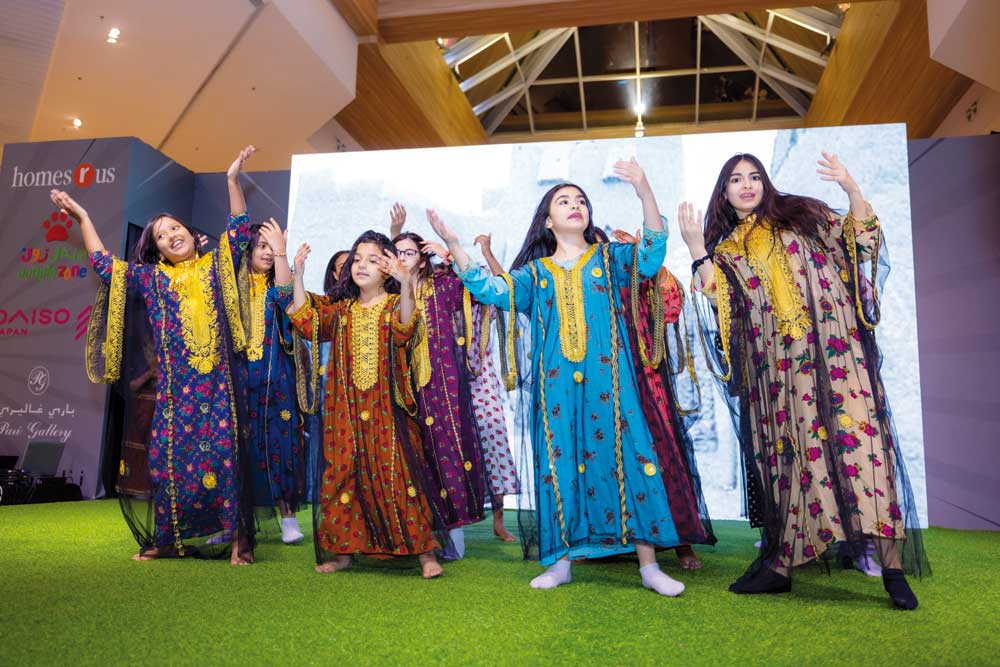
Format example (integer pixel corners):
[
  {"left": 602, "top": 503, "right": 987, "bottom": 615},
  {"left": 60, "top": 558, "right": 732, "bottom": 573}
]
[{"left": 427, "top": 159, "right": 687, "bottom": 596}]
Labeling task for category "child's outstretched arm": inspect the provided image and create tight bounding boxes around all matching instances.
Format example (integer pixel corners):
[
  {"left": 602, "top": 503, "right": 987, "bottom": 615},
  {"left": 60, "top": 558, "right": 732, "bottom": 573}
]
[
  {"left": 227, "top": 145, "right": 256, "bottom": 217},
  {"left": 50, "top": 190, "right": 105, "bottom": 256}
]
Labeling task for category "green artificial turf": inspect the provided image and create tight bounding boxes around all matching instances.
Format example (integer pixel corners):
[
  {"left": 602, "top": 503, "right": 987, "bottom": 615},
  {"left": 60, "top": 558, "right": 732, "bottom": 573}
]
[{"left": 1, "top": 499, "right": 997, "bottom": 666}]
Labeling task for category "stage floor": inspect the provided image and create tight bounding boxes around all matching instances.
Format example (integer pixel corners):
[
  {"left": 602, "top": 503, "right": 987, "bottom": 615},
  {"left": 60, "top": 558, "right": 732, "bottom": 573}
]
[{"left": 1, "top": 499, "right": 997, "bottom": 665}]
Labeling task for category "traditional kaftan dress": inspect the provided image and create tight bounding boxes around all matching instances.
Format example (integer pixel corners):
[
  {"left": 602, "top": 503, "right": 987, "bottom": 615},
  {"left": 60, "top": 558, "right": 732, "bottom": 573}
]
[
  {"left": 411, "top": 270, "right": 486, "bottom": 528},
  {"left": 288, "top": 294, "right": 438, "bottom": 558},
  {"left": 89, "top": 213, "right": 253, "bottom": 556},
  {"left": 620, "top": 267, "right": 715, "bottom": 546},
  {"left": 699, "top": 211, "right": 926, "bottom": 575},
  {"left": 466, "top": 304, "right": 520, "bottom": 498},
  {"left": 245, "top": 276, "right": 307, "bottom": 512},
  {"left": 457, "top": 229, "right": 682, "bottom": 565}
]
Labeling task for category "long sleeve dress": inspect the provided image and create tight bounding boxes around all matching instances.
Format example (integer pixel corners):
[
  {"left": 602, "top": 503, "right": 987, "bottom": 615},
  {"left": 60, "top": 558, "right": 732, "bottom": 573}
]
[
  {"left": 699, "top": 210, "right": 927, "bottom": 575},
  {"left": 288, "top": 294, "right": 439, "bottom": 559},
  {"left": 89, "top": 213, "right": 254, "bottom": 557},
  {"left": 456, "top": 229, "right": 682, "bottom": 565},
  {"left": 245, "top": 277, "right": 307, "bottom": 513},
  {"left": 410, "top": 270, "right": 486, "bottom": 529}
]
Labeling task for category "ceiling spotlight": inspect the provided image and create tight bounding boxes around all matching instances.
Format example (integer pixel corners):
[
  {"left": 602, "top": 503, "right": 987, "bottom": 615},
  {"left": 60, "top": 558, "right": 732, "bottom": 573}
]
[
  {"left": 436, "top": 37, "right": 445, "bottom": 47},
  {"left": 72, "top": 118, "right": 82, "bottom": 128},
  {"left": 633, "top": 101, "right": 646, "bottom": 116},
  {"left": 107, "top": 37, "right": 117, "bottom": 43},
  {"left": 107, "top": 27, "right": 120, "bottom": 43}
]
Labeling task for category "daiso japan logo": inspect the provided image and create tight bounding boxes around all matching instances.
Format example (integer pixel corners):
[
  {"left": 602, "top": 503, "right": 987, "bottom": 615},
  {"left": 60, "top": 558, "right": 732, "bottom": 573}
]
[{"left": 11, "top": 162, "right": 116, "bottom": 189}]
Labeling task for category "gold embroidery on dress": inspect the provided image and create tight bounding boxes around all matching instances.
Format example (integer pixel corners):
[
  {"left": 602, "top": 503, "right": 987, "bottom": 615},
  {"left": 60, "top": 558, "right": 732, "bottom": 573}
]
[
  {"left": 732, "top": 215, "right": 811, "bottom": 340},
  {"left": 843, "top": 212, "right": 882, "bottom": 330},
  {"left": 540, "top": 244, "right": 596, "bottom": 363},
  {"left": 529, "top": 263, "right": 569, "bottom": 549},
  {"left": 501, "top": 273, "right": 518, "bottom": 391},
  {"left": 349, "top": 295, "right": 387, "bottom": 391},
  {"left": 218, "top": 232, "right": 247, "bottom": 351},
  {"left": 158, "top": 253, "right": 219, "bottom": 374},
  {"left": 600, "top": 246, "right": 628, "bottom": 545},
  {"left": 246, "top": 272, "right": 269, "bottom": 362},
  {"left": 413, "top": 280, "right": 433, "bottom": 388}
]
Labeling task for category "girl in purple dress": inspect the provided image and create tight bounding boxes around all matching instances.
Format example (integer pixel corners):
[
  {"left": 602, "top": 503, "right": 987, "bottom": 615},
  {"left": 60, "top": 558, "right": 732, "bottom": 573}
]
[{"left": 391, "top": 212, "right": 486, "bottom": 551}]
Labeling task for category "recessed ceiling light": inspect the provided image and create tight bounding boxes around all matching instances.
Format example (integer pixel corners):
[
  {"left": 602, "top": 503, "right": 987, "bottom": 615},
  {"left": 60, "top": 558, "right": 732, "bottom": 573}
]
[
  {"left": 107, "top": 27, "right": 120, "bottom": 43},
  {"left": 73, "top": 118, "right": 82, "bottom": 128}
]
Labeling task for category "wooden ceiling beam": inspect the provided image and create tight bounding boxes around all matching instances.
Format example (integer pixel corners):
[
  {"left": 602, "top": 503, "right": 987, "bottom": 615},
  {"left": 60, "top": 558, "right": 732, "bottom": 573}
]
[
  {"left": 489, "top": 115, "right": 803, "bottom": 144},
  {"left": 376, "top": 0, "right": 883, "bottom": 43},
  {"left": 498, "top": 99, "right": 793, "bottom": 131},
  {"left": 330, "top": 0, "right": 378, "bottom": 37},
  {"left": 806, "top": 0, "right": 972, "bottom": 138},
  {"left": 334, "top": 40, "right": 486, "bottom": 149}
]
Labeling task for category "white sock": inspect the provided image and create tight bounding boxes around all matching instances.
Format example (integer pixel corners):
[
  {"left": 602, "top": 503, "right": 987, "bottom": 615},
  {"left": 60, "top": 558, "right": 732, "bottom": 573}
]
[
  {"left": 530, "top": 559, "right": 572, "bottom": 589},
  {"left": 281, "top": 516, "right": 303, "bottom": 544},
  {"left": 448, "top": 528, "right": 466, "bottom": 560},
  {"left": 640, "top": 563, "right": 685, "bottom": 597}
]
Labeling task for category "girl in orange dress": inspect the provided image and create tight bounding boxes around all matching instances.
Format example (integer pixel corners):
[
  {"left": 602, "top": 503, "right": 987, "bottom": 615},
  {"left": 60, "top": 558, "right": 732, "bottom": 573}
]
[{"left": 287, "top": 230, "right": 443, "bottom": 578}]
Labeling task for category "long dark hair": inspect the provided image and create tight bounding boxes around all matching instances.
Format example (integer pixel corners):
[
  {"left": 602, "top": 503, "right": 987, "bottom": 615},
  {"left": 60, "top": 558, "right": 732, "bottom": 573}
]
[
  {"left": 132, "top": 212, "right": 199, "bottom": 265},
  {"left": 704, "top": 153, "right": 833, "bottom": 254},
  {"left": 510, "top": 182, "right": 603, "bottom": 271},
  {"left": 328, "top": 230, "right": 400, "bottom": 302},
  {"left": 245, "top": 224, "right": 275, "bottom": 285},
  {"left": 392, "top": 232, "right": 433, "bottom": 283},
  {"left": 323, "top": 250, "right": 349, "bottom": 297}
]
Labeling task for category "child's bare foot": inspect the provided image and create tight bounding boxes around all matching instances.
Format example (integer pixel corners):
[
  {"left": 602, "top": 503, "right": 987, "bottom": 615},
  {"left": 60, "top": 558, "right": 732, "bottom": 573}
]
[
  {"left": 419, "top": 552, "right": 443, "bottom": 579},
  {"left": 230, "top": 544, "right": 253, "bottom": 566},
  {"left": 676, "top": 545, "right": 701, "bottom": 570},
  {"left": 132, "top": 547, "right": 167, "bottom": 561},
  {"left": 315, "top": 555, "right": 352, "bottom": 573},
  {"left": 493, "top": 512, "right": 516, "bottom": 542}
]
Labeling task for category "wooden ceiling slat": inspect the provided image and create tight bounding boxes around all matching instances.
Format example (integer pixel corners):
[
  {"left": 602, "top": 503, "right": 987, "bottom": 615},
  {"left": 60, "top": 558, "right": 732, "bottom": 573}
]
[
  {"left": 806, "top": 0, "right": 972, "bottom": 138},
  {"left": 376, "top": 0, "right": 883, "bottom": 43}
]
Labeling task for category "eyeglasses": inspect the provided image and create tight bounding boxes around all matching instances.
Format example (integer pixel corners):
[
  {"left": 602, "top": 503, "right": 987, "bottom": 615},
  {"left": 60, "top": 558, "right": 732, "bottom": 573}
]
[{"left": 397, "top": 249, "right": 420, "bottom": 258}]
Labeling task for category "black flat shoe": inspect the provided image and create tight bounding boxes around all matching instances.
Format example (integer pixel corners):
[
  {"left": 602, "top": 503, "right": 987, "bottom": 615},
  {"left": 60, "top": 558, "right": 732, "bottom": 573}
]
[
  {"left": 729, "top": 568, "right": 792, "bottom": 594},
  {"left": 882, "top": 568, "right": 918, "bottom": 610}
]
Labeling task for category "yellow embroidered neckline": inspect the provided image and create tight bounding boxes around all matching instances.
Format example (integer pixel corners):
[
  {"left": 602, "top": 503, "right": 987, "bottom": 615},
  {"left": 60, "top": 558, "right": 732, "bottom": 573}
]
[
  {"left": 246, "top": 272, "right": 269, "bottom": 362},
  {"left": 349, "top": 293, "right": 389, "bottom": 392},
  {"left": 540, "top": 244, "right": 597, "bottom": 363},
  {"left": 158, "top": 252, "right": 219, "bottom": 373},
  {"left": 719, "top": 216, "right": 811, "bottom": 339},
  {"left": 413, "top": 279, "right": 433, "bottom": 389}
]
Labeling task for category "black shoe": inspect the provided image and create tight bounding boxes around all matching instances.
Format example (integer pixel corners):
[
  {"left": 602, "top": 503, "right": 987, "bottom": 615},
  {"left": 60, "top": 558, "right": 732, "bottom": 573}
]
[
  {"left": 729, "top": 568, "right": 792, "bottom": 594},
  {"left": 882, "top": 568, "right": 918, "bottom": 610}
]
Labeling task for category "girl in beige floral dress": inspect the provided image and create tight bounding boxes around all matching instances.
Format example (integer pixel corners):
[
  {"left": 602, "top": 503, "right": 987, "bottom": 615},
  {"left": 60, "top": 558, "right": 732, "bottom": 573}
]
[{"left": 679, "top": 151, "right": 927, "bottom": 609}]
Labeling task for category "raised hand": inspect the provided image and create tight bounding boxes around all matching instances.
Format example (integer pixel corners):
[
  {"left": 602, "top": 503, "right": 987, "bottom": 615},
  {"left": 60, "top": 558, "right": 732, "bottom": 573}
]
[
  {"left": 379, "top": 248, "right": 416, "bottom": 286},
  {"left": 426, "top": 209, "right": 459, "bottom": 245},
  {"left": 49, "top": 190, "right": 88, "bottom": 222},
  {"left": 196, "top": 234, "right": 210, "bottom": 251},
  {"left": 389, "top": 202, "right": 407, "bottom": 237},
  {"left": 227, "top": 145, "right": 256, "bottom": 181},
  {"left": 816, "top": 151, "right": 859, "bottom": 195},
  {"left": 612, "top": 228, "right": 641, "bottom": 245},
  {"left": 259, "top": 218, "right": 286, "bottom": 256},
  {"left": 677, "top": 202, "right": 706, "bottom": 258},
  {"left": 293, "top": 243, "right": 311, "bottom": 275},
  {"left": 473, "top": 234, "right": 493, "bottom": 256},
  {"left": 420, "top": 240, "right": 450, "bottom": 261},
  {"left": 613, "top": 157, "right": 652, "bottom": 199}
]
